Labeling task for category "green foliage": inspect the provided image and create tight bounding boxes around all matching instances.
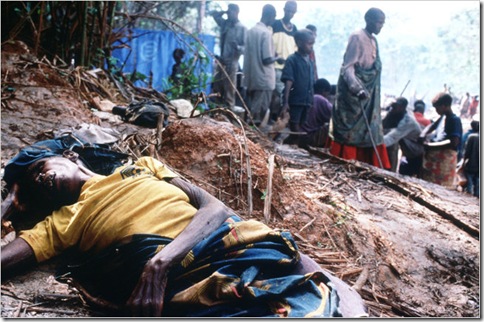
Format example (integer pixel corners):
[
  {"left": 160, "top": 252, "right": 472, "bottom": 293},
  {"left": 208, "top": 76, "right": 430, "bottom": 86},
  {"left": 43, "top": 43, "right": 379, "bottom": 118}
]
[{"left": 261, "top": 190, "right": 267, "bottom": 201}]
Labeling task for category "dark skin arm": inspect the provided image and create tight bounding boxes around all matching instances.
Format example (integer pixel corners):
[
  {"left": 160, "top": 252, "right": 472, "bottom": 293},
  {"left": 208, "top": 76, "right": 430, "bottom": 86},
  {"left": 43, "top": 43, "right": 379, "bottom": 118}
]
[
  {"left": 1, "top": 183, "right": 26, "bottom": 220},
  {"left": 281, "top": 79, "right": 293, "bottom": 115},
  {"left": 1, "top": 237, "right": 37, "bottom": 276},
  {"left": 2, "top": 182, "right": 38, "bottom": 277},
  {"left": 262, "top": 56, "right": 285, "bottom": 66},
  {"left": 126, "top": 177, "right": 234, "bottom": 316}
]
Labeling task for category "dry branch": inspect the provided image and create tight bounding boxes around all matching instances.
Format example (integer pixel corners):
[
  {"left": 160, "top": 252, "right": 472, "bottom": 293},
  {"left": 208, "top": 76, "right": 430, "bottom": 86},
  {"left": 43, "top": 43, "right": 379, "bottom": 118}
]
[
  {"left": 263, "top": 154, "right": 275, "bottom": 223},
  {"left": 307, "top": 147, "right": 479, "bottom": 240}
]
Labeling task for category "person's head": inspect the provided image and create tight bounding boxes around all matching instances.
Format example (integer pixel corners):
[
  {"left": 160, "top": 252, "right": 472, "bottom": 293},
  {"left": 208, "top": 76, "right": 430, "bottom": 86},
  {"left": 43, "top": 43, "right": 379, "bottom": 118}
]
[
  {"left": 432, "top": 92, "right": 453, "bottom": 115},
  {"left": 364, "top": 8, "right": 385, "bottom": 35},
  {"left": 390, "top": 97, "right": 408, "bottom": 114},
  {"left": 283, "top": 1, "right": 297, "bottom": 22},
  {"left": 306, "top": 24, "right": 317, "bottom": 37},
  {"left": 261, "top": 4, "right": 277, "bottom": 26},
  {"left": 470, "top": 120, "right": 479, "bottom": 132},
  {"left": 294, "top": 29, "right": 315, "bottom": 55},
  {"left": 20, "top": 151, "right": 94, "bottom": 211},
  {"left": 173, "top": 48, "right": 185, "bottom": 63},
  {"left": 413, "top": 99, "right": 426, "bottom": 114},
  {"left": 314, "top": 78, "right": 331, "bottom": 97},
  {"left": 227, "top": 4, "right": 240, "bottom": 21}
]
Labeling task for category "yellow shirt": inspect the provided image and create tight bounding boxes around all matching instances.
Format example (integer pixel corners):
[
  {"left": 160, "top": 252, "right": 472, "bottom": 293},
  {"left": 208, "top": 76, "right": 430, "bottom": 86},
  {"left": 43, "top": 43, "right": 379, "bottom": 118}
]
[{"left": 19, "top": 157, "right": 197, "bottom": 262}]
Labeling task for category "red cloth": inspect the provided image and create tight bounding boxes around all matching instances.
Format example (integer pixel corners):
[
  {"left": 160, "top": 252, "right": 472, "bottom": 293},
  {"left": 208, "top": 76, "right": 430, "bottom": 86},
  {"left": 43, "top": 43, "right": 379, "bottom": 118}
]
[
  {"left": 329, "top": 140, "right": 391, "bottom": 169},
  {"left": 413, "top": 112, "right": 431, "bottom": 128}
]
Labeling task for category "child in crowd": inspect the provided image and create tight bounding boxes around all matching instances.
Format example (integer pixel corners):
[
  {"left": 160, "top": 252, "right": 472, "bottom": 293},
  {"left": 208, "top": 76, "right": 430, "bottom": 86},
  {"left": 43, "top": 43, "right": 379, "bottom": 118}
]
[
  {"left": 280, "top": 29, "right": 315, "bottom": 145},
  {"left": 170, "top": 48, "right": 186, "bottom": 85}
]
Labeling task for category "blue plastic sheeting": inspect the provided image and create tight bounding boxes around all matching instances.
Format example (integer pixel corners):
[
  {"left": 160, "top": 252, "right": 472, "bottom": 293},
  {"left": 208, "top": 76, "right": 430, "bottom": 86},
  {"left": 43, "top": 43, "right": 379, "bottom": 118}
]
[{"left": 111, "top": 28, "right": 215, "bottom": 94}]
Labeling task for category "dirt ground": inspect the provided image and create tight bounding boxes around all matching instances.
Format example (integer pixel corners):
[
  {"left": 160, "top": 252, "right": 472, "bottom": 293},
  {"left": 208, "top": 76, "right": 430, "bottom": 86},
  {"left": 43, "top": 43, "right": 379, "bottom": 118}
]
[{"left": 1, "top": 41, "right": 480, "bottom": 318}]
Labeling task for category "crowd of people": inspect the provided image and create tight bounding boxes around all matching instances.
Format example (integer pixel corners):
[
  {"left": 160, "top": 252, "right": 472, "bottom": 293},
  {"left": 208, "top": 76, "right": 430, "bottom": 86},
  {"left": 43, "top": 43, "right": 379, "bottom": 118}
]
[{"left": 206, "top": 1, "right": 478, "bottom": 196}]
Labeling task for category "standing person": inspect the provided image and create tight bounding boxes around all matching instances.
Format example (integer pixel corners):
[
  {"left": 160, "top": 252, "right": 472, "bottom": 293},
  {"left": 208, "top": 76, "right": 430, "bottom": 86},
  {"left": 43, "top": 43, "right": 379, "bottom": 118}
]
[
  {"left": 468, "top": 95, "right": 479, "bottom": 119},
  {"left": 463, "top": 122, "right": 479, "bottom": 197},
  {"left": 382, "top": 97, "right": 422, "bottom": 173},
  {"left": 458, "top": 117, "right": 479, "bottom": 161},
  {"left": 306, "top": 24, "right": 319, "bottom": 81},
  {"left": 243, "top": 4, "right": 284, "bottom": 128},
  {"left": 329, "top": 8, "right": 390, "bottom": 169},
  {"left": 412, "top": 99, "right": 431, "bottom": 128},
  {"left": 420, "top": 92, "right": 463, "bottom": 187},
  {"left": 210, "top": 4, "right": 247, "bottom": 110},
  {"left": 459, "top": 92, "right": 470, "bottom": 118},
  {"left": 269, "top": 0, "right": 298, "bottom": 122},
  {"left": 299, "top": 78, "right": 333, "bottom": 149},
  {"left": 280, "top": 29, "right": 315, "bottom": 145}
]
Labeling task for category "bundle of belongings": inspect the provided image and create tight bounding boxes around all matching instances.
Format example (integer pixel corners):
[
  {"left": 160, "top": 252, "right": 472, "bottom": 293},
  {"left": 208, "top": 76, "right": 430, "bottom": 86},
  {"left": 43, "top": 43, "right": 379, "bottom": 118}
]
[{"left": 112, "top": 100, "right": 170, "bottom": 128}]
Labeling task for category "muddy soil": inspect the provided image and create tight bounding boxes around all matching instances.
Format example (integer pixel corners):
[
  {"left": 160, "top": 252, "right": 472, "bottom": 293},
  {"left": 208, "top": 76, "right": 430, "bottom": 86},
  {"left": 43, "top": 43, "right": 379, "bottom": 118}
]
[{"left": 1, "top": 41, "right": 480, "bottom": 318}]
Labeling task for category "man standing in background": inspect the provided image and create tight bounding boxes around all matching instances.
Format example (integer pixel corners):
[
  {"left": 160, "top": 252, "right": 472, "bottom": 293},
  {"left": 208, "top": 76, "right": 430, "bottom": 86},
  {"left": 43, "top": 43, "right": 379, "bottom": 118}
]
[
  {"left": 211, "top": 4, "right": 247, "bottom": 110},
  {"left": 269, "top": 0, "right": 298, "bottom": 123},
  {"left": 329, "top": 8, "right": 390, "bottom": 169},
  {"left": 243, "top": 4, "right": 284, "bottom": 129}
]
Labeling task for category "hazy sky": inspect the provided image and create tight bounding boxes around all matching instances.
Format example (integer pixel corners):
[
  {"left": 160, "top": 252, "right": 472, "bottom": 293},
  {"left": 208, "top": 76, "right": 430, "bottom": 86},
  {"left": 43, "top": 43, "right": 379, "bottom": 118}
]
[{"left": 236, "top": 1, "right": 478, "bottom": 31}]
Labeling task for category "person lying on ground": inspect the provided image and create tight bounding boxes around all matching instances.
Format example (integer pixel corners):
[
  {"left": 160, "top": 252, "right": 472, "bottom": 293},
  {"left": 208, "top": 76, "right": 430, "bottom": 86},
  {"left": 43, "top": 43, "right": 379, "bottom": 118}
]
[{"left": 1, "top": 150, "right": 367, "bottom": 317}]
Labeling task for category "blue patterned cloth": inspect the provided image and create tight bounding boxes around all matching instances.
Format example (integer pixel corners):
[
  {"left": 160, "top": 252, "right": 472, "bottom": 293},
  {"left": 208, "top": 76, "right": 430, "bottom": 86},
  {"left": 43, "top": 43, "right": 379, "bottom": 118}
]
[{"left": 57, "top": 216, "right": 342, "bottom": 317}]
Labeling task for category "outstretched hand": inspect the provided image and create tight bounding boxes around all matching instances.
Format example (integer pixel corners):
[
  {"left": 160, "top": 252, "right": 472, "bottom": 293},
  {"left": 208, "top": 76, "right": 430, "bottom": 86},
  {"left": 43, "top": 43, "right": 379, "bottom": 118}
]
[{"left": 126, "top": 258, "right": 170, "bottom": 317}]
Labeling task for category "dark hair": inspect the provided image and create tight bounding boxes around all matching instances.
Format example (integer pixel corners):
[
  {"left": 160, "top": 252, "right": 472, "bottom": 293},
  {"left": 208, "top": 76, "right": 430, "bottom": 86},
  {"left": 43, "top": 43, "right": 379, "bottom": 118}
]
[
  {"left": 413, "top": 100, "right": 426, "bottom": 113},
  {"left": 294, "top": 29, "right": 314, "bottom": 46},
  {"left": 364, "top": 8, "right": 385, "bottom": 22},
  {"left": 228, "top": 3, "right": 239, "bottom": 12},
  {"left": 470, "top": 120, "right": 479, "bottom": 132},
  {"left": 262, "top": 4, "right": 276, "bottom": 18},
  {"left": 432, "top": 92, "right": 453, "bottom": 107},
  {"left": 306, "top": 24, "right": 317, "bottom": 33},
  {"left": 284, "top": 1, "right": 297, "bottom": 10},
  {"left": 393, "top": 97, "right": 408, "bottom": 109},
  {"left": 314, "top": 78, "right": 331, "bottom": 95},
  {"left": 172, "top": 48, "right": 185, "bottom": 60}
]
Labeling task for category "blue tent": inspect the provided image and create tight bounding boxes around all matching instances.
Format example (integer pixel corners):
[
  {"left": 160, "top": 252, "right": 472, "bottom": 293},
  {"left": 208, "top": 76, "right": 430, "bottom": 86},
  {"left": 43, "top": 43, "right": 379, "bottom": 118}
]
[{"left": 111, "top": 28, "right": 216, "bottom": 94}]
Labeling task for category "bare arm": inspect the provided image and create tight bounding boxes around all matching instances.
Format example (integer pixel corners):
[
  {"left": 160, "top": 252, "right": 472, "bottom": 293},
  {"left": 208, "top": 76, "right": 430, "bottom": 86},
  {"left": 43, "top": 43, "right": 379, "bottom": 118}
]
[
  {"left": 1, "top": 237, "right": 37, "bottom": 277},
  {"left": 1, "top": 183, "right": 38, "bottom": 278},
  {"left": 127, "top": 177, "right": 234, "bottom": 316},
  {"left": 282, "top": 80, "right": 293, "bottom": 115},
  {"left": 262, "top": 56, "right": 285, "bottom": 66},
  {"left": 1, "top": 183, "right": 27, "bottom": 220}
]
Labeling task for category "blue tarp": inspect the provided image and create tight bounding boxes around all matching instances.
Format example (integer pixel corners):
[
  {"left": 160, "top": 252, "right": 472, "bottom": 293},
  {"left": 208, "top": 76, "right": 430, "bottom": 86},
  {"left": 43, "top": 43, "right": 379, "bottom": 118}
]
[{"left": 111, "top": 28, "right": 216, "bottom": 94}]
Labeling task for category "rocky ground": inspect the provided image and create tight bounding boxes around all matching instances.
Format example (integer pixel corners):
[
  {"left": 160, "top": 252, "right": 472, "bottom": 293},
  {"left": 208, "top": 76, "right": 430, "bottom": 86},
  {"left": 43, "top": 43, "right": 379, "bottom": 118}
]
[{"left": 1, "top": 41, "right": 480, "bottom": 317}]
